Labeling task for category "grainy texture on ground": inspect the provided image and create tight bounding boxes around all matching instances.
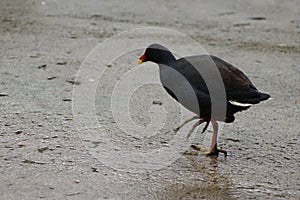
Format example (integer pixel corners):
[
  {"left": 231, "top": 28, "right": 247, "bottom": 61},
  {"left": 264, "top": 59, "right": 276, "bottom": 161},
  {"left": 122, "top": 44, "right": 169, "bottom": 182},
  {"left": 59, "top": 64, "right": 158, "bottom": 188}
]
[{"left": 0, "top": 0, "right": 299, "bottom": 199}]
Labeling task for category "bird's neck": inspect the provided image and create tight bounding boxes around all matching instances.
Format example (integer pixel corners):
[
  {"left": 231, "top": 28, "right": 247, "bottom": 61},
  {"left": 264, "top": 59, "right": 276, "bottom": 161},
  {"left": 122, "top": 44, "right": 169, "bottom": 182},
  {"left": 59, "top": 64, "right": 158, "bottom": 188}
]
[{"left": 155, "top": 54, "right": 176, "bottom": 65}]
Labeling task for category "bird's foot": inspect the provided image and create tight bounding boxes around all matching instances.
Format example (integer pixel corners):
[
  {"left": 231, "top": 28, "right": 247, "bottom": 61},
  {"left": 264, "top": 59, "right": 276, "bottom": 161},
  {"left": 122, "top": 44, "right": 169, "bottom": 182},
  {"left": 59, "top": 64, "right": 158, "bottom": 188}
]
[
  {"left": 205, "top": 145, "right": 227, "bottom": 157},
  {"left": 184, "top": 144, "right": 227, "bottom": 157}
]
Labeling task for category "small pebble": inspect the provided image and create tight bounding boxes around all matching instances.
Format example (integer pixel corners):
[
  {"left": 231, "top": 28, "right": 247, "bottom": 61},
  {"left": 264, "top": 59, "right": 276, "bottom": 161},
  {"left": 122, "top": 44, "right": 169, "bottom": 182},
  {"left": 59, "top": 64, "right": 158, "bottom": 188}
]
[
  {"left": 38, "top": 64, "right": 47, "bottom": 69},
  {"left": 66, "top": 79, "right": 81, "bottom": 85},
  {"left": 152, "top": 100, "right": 162, "bottom": 105},
  {"left": 0, "top": 93, "right": 9, "bottom": 97},
  {"left": 250, "top": 17, "right": 266, "bottom": 20},
  {"left": 47, "top": 76, "right": 56, "bottom": 80},
  {"left": 56, "top": 61, "right": 67, "bottom": 65},
  {"left": 14, "top": 130, "right": 23, "bottom": 134},
  {"left": 69, "top": 35, "right": 77, "bottom": 39},
  {"left": 233, "top": 23, "right": 251, "bottom": 27},
  {"left": 17, "top": 143, "right": 26, "bottom": 147},
  {"left": 38, "top": 146, "right": 49, "bottom": 153},
  {"left": 91, "top": 167, "right": 99, "bottom": 172},
  {"left": 23, "top": 159, "right": 46, "bottom": 165},
  {"left": 23, "top": 159, "right": 36, "bottom": 164}
]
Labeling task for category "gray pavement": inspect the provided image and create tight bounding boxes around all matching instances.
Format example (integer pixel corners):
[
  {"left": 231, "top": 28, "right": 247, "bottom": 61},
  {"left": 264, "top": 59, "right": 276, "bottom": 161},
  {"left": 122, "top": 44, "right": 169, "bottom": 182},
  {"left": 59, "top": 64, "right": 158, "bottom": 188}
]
[{"left": 0, "top": 0, "right": 299, "bottom": 199}]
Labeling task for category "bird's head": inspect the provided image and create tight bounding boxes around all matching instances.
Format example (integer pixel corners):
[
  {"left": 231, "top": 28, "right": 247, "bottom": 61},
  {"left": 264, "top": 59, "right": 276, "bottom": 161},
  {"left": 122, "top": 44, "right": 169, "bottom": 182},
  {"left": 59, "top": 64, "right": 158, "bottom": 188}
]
[{"left": 138, "top": 44, "right": 176, "bottom": 65}]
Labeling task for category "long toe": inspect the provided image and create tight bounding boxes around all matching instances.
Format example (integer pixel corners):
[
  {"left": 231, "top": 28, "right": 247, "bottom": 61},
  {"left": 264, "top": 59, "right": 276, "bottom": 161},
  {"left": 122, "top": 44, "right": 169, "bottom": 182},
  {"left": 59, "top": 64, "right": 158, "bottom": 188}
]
[
  {"left": 191, "top": 144, "right": 203, "bottom": 151},
  {"left": 184, "top": 145, "right": 227, "bottom": 157},
  {"left": 183, "top": 150, "right": 201, "bottom": 155},
  {"left": 205, "top": 147, "right": 227, "bottom": 157},
  {"left": 218, "top": 148, "right": 227, "bottom": 157}
]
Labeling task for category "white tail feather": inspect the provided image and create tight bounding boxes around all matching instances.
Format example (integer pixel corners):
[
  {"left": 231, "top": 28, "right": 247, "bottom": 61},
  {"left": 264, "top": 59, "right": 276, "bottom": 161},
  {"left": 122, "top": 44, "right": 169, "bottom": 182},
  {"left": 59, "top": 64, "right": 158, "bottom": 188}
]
[{"left": 229, "top": 100, "right": 252, "bottom": 107}]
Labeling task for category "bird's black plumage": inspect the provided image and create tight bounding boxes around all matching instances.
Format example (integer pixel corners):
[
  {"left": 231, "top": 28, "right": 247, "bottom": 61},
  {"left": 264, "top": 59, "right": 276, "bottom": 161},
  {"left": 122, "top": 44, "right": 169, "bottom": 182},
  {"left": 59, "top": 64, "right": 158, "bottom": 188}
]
[
  {"left": 139, "top": 44, "right": 270, "bottom": 123},
  {"left": 138, "top": 44, "right": 270, "bottom": 156}
]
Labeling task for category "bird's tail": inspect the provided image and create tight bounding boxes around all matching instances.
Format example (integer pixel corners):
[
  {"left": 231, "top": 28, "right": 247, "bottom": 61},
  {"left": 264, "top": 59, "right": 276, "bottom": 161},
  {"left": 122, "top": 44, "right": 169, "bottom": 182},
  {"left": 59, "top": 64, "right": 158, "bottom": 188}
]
[{"left": 237, "top": 92, "right": 270, "bottom": 104}]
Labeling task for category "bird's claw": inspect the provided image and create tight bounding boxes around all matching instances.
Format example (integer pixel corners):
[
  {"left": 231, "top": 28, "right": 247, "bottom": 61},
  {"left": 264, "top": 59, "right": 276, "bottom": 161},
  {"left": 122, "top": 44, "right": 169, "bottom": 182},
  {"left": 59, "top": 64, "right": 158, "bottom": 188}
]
[
  {"left": 201, "top": 121, "right": 209, "bottom": 133},
  {"left": 185, "top": 144, "right": 227, "bottom": 157},
  {"left": 205, "top": 148, "right": 227, "bottom": 157}
]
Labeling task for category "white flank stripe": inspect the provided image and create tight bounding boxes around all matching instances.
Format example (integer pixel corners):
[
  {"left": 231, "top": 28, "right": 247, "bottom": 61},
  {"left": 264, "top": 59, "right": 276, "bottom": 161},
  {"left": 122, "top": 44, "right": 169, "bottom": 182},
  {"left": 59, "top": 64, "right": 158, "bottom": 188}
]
[{"left": 229, "top": 100, "right": 252, "bottom": 107}]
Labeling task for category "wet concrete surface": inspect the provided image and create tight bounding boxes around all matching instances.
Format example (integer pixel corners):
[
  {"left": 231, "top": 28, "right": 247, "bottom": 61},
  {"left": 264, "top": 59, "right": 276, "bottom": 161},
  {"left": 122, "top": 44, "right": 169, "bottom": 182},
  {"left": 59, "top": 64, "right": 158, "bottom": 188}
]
[{"left": 0, "top": 0, "right": 299, "bottom": 199}]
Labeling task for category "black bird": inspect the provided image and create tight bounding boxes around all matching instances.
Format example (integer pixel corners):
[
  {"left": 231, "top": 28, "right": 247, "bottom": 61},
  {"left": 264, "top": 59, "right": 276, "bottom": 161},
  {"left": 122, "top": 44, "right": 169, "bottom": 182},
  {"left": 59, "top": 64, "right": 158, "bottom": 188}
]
[{"left": 138, "top": 44, "right": 270, "bottom": 157}]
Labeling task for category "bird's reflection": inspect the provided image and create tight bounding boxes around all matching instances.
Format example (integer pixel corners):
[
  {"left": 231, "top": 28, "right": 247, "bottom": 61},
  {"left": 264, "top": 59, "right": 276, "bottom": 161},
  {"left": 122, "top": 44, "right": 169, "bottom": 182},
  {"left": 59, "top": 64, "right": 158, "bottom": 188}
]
[
  {"left": 158, "top": 156, "right": 234, "bottom": 199},
  {"left": 208, "top": 157, "right": 218, "bottom": 183}
]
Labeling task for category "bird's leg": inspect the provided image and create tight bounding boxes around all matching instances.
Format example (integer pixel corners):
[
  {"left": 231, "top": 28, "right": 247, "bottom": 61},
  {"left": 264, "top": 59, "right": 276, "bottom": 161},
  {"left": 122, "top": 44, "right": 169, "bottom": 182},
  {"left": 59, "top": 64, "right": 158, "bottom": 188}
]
[
  {"left": 190, "top": 120, "right": 210, "bottom": 150},
  {"left": 183, "top": 118, "right": 208, "bottom": 155},
  {"left": 201, "top": 121, "right": 210, "bottom": 133},
  {"left": 173, "top": 116, "right": 198, "bottom": 132},
  {"left": 186, "top": 119, "right": 227, "bottom": 157},
  {"left": 205, "top": 119, "right": 227, "bottom": 157},
  {"left": 186, "top": 118, "right": 206, "bottom": 138}
]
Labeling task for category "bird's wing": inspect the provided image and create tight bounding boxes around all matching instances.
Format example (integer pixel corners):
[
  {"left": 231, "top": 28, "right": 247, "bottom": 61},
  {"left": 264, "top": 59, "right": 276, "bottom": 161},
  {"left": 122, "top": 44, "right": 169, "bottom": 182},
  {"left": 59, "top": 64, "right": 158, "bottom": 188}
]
[
  {"left": 210, "top": 56, "right": 270, "bottom": 103},
  {"left": 176, "top": 55, "right": 266, "bottom": 103},
  {"left": 210, "top": 55, "right": 256, "bottom": 90}
]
